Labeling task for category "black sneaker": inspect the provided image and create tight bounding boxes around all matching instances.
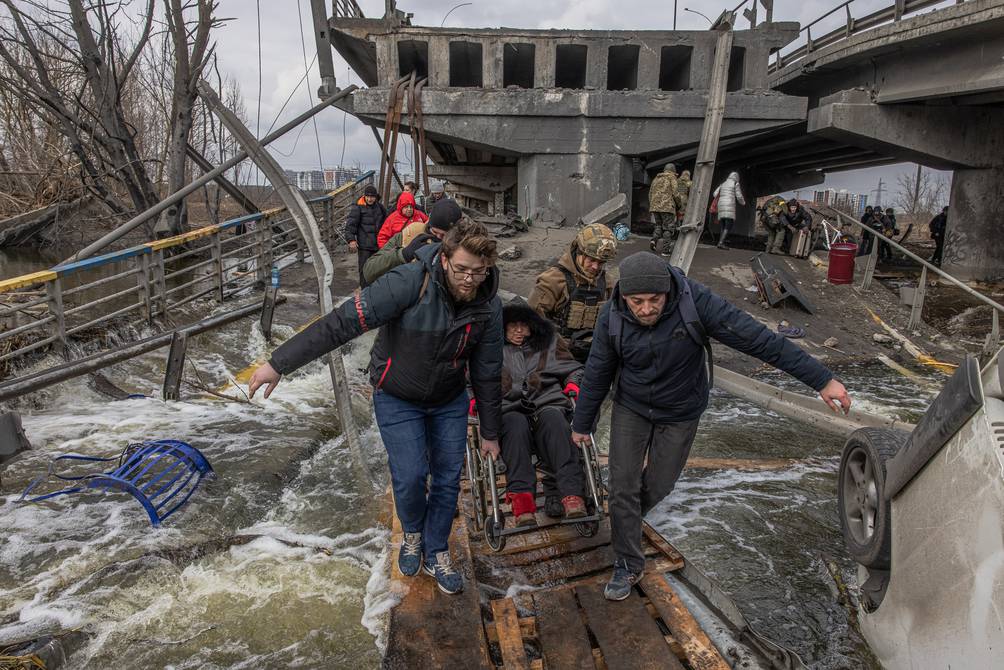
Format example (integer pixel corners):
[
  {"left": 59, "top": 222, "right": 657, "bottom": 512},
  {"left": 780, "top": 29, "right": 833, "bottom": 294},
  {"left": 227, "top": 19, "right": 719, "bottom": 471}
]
[
  {"left": 544, "top": 495, "right": 564, "bottom": 519},
  {"left": 604, "top": 560, "right": 643, "bottom": 601}
]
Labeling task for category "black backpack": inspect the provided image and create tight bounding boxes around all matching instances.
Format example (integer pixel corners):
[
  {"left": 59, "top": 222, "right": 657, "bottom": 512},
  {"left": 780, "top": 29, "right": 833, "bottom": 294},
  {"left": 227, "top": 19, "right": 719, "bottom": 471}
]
[{"left": 607, "top": 265, "right": 714, "bottom": 386}]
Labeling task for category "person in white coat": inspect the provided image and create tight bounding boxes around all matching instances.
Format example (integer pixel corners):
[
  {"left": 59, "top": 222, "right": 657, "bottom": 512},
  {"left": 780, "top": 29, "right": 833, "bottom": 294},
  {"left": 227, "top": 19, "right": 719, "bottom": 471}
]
[{"left": 712, "top": 171, "right": 745, "bottom": 249}]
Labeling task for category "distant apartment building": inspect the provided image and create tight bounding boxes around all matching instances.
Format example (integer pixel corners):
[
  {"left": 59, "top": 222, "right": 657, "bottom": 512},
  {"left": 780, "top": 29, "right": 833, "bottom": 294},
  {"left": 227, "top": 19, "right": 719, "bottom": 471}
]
[
  {"left": 295, "top": 170, "right": 325, "bottom": 191},
  {"left": 323, "top": 166, "right": 364, "bottom": 189},
  {"left": 812, "top": 188, "right": 868, "bottom": 216}
]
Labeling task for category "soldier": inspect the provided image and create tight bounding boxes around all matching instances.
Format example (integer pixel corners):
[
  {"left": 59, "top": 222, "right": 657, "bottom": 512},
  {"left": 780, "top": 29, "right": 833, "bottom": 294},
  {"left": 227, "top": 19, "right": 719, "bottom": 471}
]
[
  {"left": 529, "top": 222, "right": 617, "bottom": 519},
  {"left": 648, "top": 164, "right": 679, "bottom": 256},
  {"left": 760, "top": 196, "right": 787, "bottom": 254},
  {"left": 675, "top": 169, "right": 692, "bottom": 227},
  {"left": 530, "top": 223, "right": 618, "bottom": 364}
]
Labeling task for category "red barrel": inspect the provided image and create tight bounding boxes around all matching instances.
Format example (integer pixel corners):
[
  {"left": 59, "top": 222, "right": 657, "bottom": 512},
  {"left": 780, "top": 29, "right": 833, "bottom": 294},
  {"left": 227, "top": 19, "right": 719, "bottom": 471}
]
[{"left": 827, "top": 243, "right": 858, "bottom": 284}]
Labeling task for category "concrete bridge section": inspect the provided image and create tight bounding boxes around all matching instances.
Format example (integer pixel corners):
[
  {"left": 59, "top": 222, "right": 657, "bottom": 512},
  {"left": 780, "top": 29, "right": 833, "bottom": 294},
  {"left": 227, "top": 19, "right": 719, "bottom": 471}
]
[
  {"left": 328, "top": 3, "right": 807, "bottom": 225},
  {"left": 726, "top": 0, "right": 1004, "bottom": 282}
]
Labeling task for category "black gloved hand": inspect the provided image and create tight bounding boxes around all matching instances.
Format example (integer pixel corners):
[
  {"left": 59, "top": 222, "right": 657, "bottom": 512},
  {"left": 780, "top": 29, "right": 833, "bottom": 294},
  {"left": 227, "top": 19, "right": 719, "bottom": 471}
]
[{"left": 401, "top": 233, "right": 436, "bottom": 261}]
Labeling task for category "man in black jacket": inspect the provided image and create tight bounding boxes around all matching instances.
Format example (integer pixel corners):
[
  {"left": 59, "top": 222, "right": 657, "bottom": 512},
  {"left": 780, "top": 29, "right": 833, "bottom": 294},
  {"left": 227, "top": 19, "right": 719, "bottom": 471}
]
[
  {"left": 570, "top": 252, "right": 851, "bottom": 601},
  {"left": 929, "top": 206, "right": 948, "bottom": 266},
  {"left": 345, "top": 184, "right": 388, "bottom": 287},
  {"left": 247, "top": 224, "right": 503, "bottom": 596}
]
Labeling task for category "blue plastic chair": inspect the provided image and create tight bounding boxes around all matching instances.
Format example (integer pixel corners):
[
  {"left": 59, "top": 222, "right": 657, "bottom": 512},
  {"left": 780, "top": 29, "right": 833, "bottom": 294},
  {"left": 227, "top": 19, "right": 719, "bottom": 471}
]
[{"left": 19, "top": 440, "right": 214, "bottom": 527}]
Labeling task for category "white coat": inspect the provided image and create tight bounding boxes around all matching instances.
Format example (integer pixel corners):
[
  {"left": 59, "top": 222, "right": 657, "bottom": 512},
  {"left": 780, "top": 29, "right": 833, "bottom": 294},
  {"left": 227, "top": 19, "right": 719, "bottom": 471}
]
[{"left": 713, "top": 172, "right": 746, "bottom": 220}]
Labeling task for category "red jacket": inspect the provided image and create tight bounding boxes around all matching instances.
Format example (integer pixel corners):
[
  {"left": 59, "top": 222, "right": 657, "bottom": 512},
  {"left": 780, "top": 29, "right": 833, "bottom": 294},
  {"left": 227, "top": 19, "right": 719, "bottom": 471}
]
[{"left": 377, "top": 192, "right": 428, "bottom": 248}]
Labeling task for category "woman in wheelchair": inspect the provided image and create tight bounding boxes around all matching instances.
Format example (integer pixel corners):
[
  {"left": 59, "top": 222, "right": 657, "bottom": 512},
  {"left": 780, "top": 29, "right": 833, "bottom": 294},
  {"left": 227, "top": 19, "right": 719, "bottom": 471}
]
[{"left": 499, "top": 298, "right": 588, "bottom": 526}]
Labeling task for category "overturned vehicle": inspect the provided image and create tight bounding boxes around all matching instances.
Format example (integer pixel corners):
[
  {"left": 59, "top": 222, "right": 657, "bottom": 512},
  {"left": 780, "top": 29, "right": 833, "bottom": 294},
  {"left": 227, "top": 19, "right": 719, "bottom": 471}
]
[{"left": 839, "top": 354, "right": 1004, "bottom": 668}]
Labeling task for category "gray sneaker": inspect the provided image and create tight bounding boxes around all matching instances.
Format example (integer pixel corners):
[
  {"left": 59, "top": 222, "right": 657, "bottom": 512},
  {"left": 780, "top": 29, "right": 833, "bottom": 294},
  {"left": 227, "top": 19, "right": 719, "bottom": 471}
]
[
  {"left": 398, "top": 532, "right": 422, "bottom": 577},
  {"left": 604, "top": 560, "right": 643, "bottom": 601},
  {"left": 423, "top": 551, "right": 464, "bottom": 595}
]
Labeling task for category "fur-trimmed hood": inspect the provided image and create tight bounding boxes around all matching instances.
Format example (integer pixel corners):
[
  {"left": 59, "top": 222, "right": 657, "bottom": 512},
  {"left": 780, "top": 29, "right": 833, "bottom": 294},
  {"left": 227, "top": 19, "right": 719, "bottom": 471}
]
[{"left": 503, "top": 299, "right": 555, "bottom": 353}]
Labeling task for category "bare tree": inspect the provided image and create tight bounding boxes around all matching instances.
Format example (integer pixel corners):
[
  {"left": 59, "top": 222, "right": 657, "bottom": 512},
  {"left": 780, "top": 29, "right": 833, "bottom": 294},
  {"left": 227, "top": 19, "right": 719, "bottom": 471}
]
[
  {"left": 0, "top": 0, "right": 228, "bottom": 238},
  {"left": 895, "top": 167, "right": 948, "bottom": 231},
  {"left": 162, "top": 0, "right": 218, "bottom": 234},
  {"left": 0, "top": 0, "right": 160, "bottom": 224}
]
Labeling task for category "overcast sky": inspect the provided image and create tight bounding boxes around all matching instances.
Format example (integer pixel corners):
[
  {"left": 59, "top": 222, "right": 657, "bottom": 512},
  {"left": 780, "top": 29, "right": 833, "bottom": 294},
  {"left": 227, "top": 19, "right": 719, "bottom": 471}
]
[{"left": 212, "top": 0, "right": 952, "bottom": 205}]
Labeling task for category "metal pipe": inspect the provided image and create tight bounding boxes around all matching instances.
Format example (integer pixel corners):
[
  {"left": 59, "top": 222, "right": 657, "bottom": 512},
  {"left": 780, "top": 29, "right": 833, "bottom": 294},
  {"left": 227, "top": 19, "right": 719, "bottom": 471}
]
[
  {"left": 822, "top": 207, "right": 1004, "bottom": 316},
  {"left": 63, "top": 86, "right": 358, "bottom": 265}
]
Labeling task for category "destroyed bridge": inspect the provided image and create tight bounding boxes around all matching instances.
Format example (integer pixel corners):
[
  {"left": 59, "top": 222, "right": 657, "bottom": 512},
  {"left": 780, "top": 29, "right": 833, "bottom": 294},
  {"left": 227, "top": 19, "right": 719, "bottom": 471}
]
[{"left": 318, "top": 0, "right": 1004, "bottom": 281}]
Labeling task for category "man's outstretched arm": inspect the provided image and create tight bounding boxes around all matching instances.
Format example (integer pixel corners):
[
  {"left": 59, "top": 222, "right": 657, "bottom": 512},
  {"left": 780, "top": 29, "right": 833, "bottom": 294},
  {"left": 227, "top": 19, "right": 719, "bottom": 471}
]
[{"left": 249, "top": 265, "right": 425, "bottom": 398}]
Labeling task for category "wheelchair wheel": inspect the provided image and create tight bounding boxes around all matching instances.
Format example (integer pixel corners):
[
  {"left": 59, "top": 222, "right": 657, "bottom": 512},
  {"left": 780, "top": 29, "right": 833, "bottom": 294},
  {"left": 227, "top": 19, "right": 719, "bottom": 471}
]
[
  {"left": 575, "top": 520, "right": 599, "bottom": 537},
  {"left": 465, "top": 431, "right": 487, "bottom": 531},
  {"left": 485, "top": 516, "right": 506, "bottom": 552}
]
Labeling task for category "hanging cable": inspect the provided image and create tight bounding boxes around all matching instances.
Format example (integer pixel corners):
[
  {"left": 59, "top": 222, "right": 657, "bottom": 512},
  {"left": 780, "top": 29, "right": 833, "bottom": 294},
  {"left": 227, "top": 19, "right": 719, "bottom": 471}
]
[
  {"left": 255, "top": 0, "right": 263, "bottom": 185},
  {"left": 296, "top": 0, "right": 325, "bottom": 174}
]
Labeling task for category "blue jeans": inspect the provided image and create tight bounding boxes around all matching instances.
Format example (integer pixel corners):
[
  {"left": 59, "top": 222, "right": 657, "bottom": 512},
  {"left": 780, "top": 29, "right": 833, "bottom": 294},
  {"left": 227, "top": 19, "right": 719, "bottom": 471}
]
[{"left": 373, "top": 389, "right": 469, "bottom": 557}]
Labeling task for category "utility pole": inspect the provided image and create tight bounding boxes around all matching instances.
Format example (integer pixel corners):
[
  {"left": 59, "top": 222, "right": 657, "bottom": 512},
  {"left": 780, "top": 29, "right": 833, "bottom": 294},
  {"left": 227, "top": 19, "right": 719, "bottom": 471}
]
[
  {"left": 669, "top": 12, "right": 736, "bottom": 274},
  {"left": 873, "top": 178, "right": 886, "bottom": 208}
]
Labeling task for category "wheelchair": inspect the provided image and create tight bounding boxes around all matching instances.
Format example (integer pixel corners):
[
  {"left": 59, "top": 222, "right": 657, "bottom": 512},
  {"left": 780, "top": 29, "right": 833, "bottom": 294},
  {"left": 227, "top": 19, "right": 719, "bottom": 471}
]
[{"left": 464, "top": 401, "right": 605, "bottom": 552}]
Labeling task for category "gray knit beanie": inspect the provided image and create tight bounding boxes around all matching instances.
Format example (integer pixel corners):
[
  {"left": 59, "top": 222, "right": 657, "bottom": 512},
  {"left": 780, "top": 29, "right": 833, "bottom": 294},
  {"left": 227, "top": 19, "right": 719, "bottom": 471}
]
[{"left": 618, "top": 251, "right": 672, "bottom": 295}]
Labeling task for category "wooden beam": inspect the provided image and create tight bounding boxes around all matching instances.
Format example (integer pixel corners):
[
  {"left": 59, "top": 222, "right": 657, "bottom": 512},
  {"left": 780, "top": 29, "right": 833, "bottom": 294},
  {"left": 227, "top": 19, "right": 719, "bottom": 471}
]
[
  {"left": 670, "top": 16, "right": 735, "bottom": 274},
  {"left": 491, "top": 598, "right": 529, "bottom": 670},
  {"left": 640, "top": 575, "right": 731, "bottom": 670}
]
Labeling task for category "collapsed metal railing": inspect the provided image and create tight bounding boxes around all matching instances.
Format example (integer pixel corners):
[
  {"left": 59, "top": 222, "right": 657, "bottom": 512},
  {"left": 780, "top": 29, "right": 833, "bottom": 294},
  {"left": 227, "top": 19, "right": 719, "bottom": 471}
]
[
  {"left": 770, "top": 0, "right": 963, "bottom": 73},
  {"left": 0, "top": 173, "right": 374, "bottom": 383}
]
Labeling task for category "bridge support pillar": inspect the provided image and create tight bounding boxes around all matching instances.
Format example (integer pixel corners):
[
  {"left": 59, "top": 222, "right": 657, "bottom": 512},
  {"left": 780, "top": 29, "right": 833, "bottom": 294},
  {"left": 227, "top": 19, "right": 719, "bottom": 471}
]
[
  {"left": 943, "top": 168, "right": 1004, "bottom": 282},
  {"left": 517, "top": 153, "right": 633, "bottom": 226}
]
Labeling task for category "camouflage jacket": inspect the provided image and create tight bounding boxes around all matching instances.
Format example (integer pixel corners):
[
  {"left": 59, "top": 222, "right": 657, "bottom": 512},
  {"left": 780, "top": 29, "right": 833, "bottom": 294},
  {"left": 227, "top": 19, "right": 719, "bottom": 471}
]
[
  {"left": 675, "top": 173, "right": 692, "bottom": 215},
  {"left": 649, "top": 170, "right": 679, "bottom": 214},
  {"left": 529, "top": 248, "right": 616, "bottom": 326}
]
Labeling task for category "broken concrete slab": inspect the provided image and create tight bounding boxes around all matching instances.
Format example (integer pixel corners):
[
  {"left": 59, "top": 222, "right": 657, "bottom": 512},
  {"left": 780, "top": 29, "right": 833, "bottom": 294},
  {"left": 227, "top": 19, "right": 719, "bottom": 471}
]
[{"left": 578, "top": 192, "right": 628, "bottom": 228}]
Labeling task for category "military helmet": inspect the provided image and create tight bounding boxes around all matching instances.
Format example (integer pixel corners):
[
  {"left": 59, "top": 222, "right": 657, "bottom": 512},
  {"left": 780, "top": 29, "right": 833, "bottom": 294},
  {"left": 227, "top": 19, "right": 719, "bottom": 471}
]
[
  {"left": 575, "top": 223, "right": 617, "bottom": 261},
  {"left": 662, "top": 162, "right": 677, "bottom": 173}
]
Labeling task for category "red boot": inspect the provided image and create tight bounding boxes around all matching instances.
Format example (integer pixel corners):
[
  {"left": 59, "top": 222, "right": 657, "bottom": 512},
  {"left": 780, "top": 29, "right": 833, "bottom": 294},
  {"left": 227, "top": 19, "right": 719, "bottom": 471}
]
[
  {"left": 562, "top": 495, "right": 587, "bottom": 519},
  {"left": 507, "top": 492, "right": 537, "bottom": 527}
]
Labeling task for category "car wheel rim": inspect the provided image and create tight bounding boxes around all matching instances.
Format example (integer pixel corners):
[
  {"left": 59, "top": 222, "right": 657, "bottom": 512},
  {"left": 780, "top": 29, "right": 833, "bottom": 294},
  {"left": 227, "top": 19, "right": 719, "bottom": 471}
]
[{"left": 842, "top": 446, "right": 879, "bottom": 546}]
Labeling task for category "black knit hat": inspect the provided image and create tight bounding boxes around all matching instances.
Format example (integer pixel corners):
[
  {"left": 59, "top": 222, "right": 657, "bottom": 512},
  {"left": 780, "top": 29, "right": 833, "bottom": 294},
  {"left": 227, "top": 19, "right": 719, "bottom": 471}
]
[
  {"left": 428, "top": 198, "right": 462, "bottom": 232},
  {"left": 618, "top": 251, "right": 672, "bottom": 295},
  {"left": 363, "top": 184, "right": 378, "bottom": 197}
]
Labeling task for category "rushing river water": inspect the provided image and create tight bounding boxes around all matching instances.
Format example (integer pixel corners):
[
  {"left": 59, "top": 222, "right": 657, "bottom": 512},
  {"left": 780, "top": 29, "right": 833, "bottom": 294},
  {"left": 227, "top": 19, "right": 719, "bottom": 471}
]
[{"left": 0, "top": 280, "right": 942, "bottom": 668}]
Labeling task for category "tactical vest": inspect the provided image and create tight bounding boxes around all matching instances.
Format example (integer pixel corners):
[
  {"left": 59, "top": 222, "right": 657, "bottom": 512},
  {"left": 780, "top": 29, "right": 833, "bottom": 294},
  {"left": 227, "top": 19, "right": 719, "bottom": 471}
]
[{"left": 557, "top": 266, "right": 607, "bottom": 360}]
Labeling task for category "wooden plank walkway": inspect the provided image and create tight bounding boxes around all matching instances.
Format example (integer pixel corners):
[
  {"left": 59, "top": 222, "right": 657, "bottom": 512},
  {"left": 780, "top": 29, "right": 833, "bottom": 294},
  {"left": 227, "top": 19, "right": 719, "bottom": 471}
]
[{"left": 383, "top": 459, "right": 730, "bottom": 669}]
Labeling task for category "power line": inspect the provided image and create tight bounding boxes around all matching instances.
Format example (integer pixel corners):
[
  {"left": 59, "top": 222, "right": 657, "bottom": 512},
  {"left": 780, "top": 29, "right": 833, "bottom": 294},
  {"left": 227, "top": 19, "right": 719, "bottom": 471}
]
[
  {"left": 255, "top": 0, "right": 263, "bottom": 184},
  {"left": 296, "top": 0, "right": 325, "bottom": 172}
]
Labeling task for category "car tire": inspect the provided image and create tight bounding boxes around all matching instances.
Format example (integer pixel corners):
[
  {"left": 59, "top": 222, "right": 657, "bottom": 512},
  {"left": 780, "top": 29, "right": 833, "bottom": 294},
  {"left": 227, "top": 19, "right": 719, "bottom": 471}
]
[{"left": 838, "top": 428, "right": 906, "bottom": 570}]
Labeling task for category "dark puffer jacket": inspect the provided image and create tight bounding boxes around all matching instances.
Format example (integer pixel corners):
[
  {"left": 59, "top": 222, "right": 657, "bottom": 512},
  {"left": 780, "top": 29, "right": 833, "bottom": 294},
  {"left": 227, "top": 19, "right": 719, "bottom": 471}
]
[
  {"left": 345, "top": 196, "right": 388, "bottom": 251},
  {"left": 268, "top": 244, "right": 503, "bottom": 438},
  {"left": 782, "top": 205, "right": 813, "bottom": 230},
  {"left": 571, "top": 271, "right": 833, "bottom": 432},
  {"left": 502, "top": 301, "right": 582, "bottom": 416}
]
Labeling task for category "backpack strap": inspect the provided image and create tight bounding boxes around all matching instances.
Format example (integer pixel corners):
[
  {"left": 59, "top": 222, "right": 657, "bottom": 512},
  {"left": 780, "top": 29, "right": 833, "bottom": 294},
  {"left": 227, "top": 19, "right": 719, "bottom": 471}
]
[
  {"left": 607, "top": 307, "right": 624, "bottom": 357},
  {"left": 670, "top": 265, "right": 714, "bottom": 387},
  {"left": 419, "top": 272, "right": 430, "bottom": 300}
]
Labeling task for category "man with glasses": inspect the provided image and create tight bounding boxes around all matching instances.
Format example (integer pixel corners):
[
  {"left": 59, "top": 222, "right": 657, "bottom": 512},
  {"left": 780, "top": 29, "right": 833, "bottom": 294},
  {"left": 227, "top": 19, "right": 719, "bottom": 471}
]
[{"left": 247, "top": 221, "right": 502, "bottom": 596}]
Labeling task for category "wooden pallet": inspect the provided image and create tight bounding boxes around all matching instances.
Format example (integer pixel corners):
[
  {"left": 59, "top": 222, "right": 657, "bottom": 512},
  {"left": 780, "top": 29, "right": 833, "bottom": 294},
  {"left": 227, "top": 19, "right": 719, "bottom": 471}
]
[{"left": 384, "top": 461, "right": 730, "bottom": 669}]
